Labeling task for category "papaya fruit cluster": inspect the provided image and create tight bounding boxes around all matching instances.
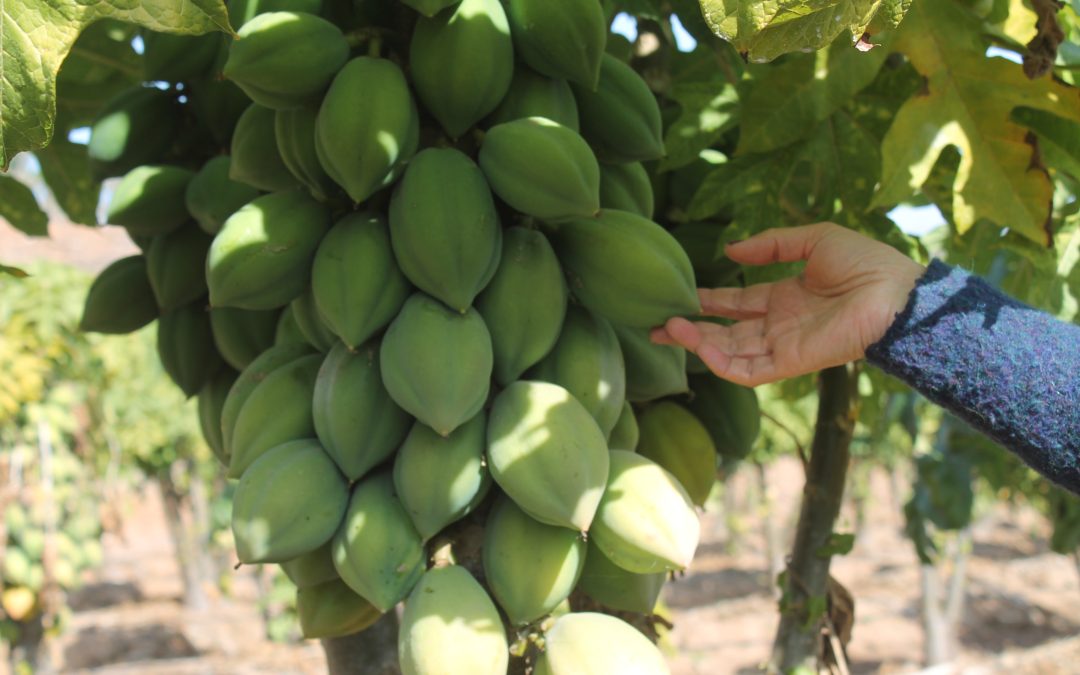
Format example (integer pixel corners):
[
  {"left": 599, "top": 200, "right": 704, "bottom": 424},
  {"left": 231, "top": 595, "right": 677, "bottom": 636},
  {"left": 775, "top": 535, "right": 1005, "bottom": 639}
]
[{"left": 79, "top": 0, "right": 762, "bottom": 672}]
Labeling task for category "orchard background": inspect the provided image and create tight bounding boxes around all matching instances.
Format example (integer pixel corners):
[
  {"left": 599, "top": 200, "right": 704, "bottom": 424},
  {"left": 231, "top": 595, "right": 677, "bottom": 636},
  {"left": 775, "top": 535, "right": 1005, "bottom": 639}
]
[{"left": 1, "top": 0, "right": 1079, "bottom": 674}]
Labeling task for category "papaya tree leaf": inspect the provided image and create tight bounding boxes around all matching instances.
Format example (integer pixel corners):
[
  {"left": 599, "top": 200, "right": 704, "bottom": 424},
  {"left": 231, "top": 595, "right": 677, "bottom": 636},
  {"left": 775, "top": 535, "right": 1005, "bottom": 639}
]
[
  {"left": 54, "top": 20, "right": 142, "bottom": 133},
  {"left": 1011, "top": 106, "right": 1080, "bottom": 181},
  {"left": 659, "top": 49, "right": 741, "bottom": 172},
  {"left": 0, "top": 263, "right": 30, "bottom": 278},
  {"left": 0, "top": 174, "right": 47, "bottom": 236},
  {"left": 0, "top": 0, "right": 231, "bottom": 169},
  {"left": 35, "top": 139, "right": 100, "bottom": 226}
]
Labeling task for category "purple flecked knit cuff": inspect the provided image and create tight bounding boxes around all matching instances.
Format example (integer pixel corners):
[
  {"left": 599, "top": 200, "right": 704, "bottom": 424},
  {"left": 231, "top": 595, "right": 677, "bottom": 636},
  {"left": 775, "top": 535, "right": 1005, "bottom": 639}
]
[{"left": 865, "top": 259, "right": 1080, "bottom": 495}]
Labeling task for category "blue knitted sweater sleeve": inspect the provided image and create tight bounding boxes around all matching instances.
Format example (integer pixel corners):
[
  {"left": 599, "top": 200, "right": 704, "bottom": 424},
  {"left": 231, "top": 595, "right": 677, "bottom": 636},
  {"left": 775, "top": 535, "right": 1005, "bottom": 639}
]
[{"left": 865, "top": 259, "right": 1080, "bottom": 495}]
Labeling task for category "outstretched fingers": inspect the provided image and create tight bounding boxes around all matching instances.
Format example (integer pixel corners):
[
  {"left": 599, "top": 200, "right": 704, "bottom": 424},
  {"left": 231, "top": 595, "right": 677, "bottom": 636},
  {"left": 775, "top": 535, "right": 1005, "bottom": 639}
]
[
  {"left": 697, "top": 284, "right": 772, "bottom": 320},
  {"left": 662, "top": 317, "right": 770, "bottom": 357},
  {"left": 697, "top": 347, "right": 778, "bottom": 387},
  {"left": 723, "top": 223, "right": 834, "bottom": 267}
]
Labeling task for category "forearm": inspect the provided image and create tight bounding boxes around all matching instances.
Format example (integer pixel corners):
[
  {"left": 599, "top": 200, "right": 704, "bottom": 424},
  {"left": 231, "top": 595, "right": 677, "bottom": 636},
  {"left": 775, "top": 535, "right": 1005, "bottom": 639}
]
[{"left": 865, "top": 260, "right": 1080, "bottom": 494}]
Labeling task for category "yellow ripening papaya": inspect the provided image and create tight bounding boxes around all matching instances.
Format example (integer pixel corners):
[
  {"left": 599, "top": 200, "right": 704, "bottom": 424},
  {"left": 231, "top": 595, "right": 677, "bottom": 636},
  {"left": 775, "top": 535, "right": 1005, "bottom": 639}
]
[
  {"left": 576, "top": 540, "right": 665, "bottom": 614},
  {"left": 505, "top": 0, "right": 606, "bottom": 89},
  {"left": 106, "top": 165, "right": 194, "bottom": 237},
  {"left": 614, "top": 324, "right": 689, "bottom": 402},
  {"left": 274, "top": 106, "right": 337, "bottom": 201},
  {"left": 534, "top": 612, "right": 669, "bottom": 675},
  {"left": 79, "top": 255, "right": 158, "bottom": 334},
  {"left": 398, "top": 0, "right": 460, "bottom": 17},
  {"left": 146, "top": 224, "right": 213, "bottom": 312},
  {"left": 232, "top": 439, "right": 348, "bottom": 563},
  {"left": 289, "top": 287, "right": 337, "bottom": 352},
  {"left": 482, "top": 496, "right": 585, "bottom": 626},
  {"left": 209, "top": 307, "right": 280, "bottom": 371},
  {"left": 487, "top": 381, "right": 609, "bottom": 532},
  {"left": 399, "top": 566, "right": 508, "bottom": 675},
  {"left": 608, "top": 400, "right": 639, "bottom": 451},
  {"left": 380, "top": 294, "right": 493, "bottom": 437},
  {"left": 599, "top": 161, "right": 654, "bottom": 218},
  {"left": 548, "top": 209, "right": 699, "bottom": 327},
  {"left": 142, "top": 30, "right": 223, "bottom": 83},
  {"left": 686, "top": 373, "right": 761, "bottom": 462},
  {"left": 297, "top": 578, "right": 383, "bottom": 639},
  {"left": 571, "top": 54, "right": 665, "bottom": 162},
  {"left": 87, "top": 87, "right": 180, "bottom": 180},
  {"left": 316, "top": 57, "right": 419, "bottom": 204},
  {"left": 185, "top": 157, "right": 259, "bottom": 236},
  {"left": 157, "top": 301, "right": 225, "bottom": 398},
  {"left": 487, "top": 65, "right": 579, "bottom": 131},
  {"left": 392, "top": 413, "right": 490, "bottom": 542},
  {"left": 281, "top": 541, "right": 338, "bottom": 589},
  {"left": 223, "top": 12, "right": 349, "bottom": 109},
  {"left": 388, "top": 149, "right": 501, "bottom": 312},
  {"left": 332, "top": 472, "right": 426, "bottom": 612},
  {"left": 229, "top": 103, "right": 300, "bottom": 192},
  {"left": 197, "top": 366, "right": 238, "bottom": 466},
  {"left": 637, "top": 401, "right": 717, "bottom": 507}
]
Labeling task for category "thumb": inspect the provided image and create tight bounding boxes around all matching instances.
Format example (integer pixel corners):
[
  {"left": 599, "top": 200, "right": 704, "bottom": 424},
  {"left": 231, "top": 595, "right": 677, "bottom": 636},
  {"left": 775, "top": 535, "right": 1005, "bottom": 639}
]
[{"left": 724, "top": 223, "right": 834, "bottom": 266}]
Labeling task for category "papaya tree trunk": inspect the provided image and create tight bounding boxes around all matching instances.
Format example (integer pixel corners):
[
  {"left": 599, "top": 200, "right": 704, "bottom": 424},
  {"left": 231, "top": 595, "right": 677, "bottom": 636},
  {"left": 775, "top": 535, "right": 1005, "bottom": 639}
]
[
  {"left": 156, "top": 470, "right": 209, "bottom": 610},
  {"left": 756, "top": 461, "right": 784, "bottom": 595},
  {"left": 322, "top": 612, "right": 401, "bottom": 675},
  {"left": 769, "top": 365, "right": 856, "bottom": 673}
]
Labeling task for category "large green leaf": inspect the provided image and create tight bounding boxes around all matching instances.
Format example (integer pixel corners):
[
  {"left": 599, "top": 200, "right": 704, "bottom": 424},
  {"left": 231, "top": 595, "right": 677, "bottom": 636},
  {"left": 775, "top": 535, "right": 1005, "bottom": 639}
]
[
  {"left": 0, "top": 0, "right": 231, "bottom": 169},
  {"left": 659, "top": 48, "right": 741, "bottom": 172},
  {"left": 54, "top": 20, "right": 142, "bottom": 133},
  {"left": 0, "top": 174, "right": 47, "bottom": 236},
  {"left": 872, "top": 0, "right": 1080, "bottom": 246},
  {"left": 1012, "top": 106, "right": 1080, "bottom": 182}
]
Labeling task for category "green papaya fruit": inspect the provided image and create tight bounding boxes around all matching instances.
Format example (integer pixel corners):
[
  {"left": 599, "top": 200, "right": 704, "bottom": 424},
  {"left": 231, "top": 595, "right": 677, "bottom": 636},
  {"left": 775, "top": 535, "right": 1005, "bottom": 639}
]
[
  {"left": 143, "top": 30, "right": 222, "bottom": 83},
  {"left": 289, "top": 288, "right": 337, "bottom": 352},
  {"left": 106, "top": 165, "right": 194, "bottom": 237},
  {"left": 685, "top": 373, "right": 760, "bottom": 462},
  {"left": 637, "top": 401, "right": 716, "bottom": 506},
  {"left": 528, "top": 306, "right": 624, "bottom": 438},
  {"left": 614, "top": 324, "right": 689, "bottom": 402},
  {"left": 79, "top": 256, "right": 158, "bottom": 334},
  {"left": 392, "top": 413, "right": 490, "bottom": 542},
  {"left": 220, "top": 342, "right": 313, "bottom": 461},
  {"left": 478, "top": 117, "right": 600, "bottom": 220},
  {"left": 316, "top": 57, "right": 419, "bottom": 203},
  {"left": 313, "top": 342, "right": 411, "bottom": 481},
  {"left": 598, "top": 161, "right": 653, "bottom": 218},
  {"left": 576, "top": 540, "right": 665, "bottom": 614},
  {"left": 410, "top": 0, "right": 513, "bottom": 138},
  {"left": 206, "top": 190, "right": 330, "bottom": 310},
  {"left": 146, "top": 224, "right": 213, "bottom": 312},
  {"left": 297, "top": 578, "right": 383, "bottom": 639},
  {"left": 232, "top": 439, "right": 348, "bottom": 563},
  {"left": 475, "top": 227, "right": 566, "bottom": 385},
  {"left": 571, "top": 54, "right": 665, "bottom": 162},
  {"left": 228, "top": 353, "right": 322, "bottom": 477},
  {"left": 548, "top": 209, "right": 699, "bottom": 327},
  {"left": 189, "top": 76, "right": 251, "bottom": 145},
  {"left": 87, "top": 87, "right": 180, "bottom": 179},
  {"left": 198, "top": 366, "right": 238, "bottom": 466},
  {"left": 505, "top": 0, "right": 606, "bottom": 88},
  {"left": 311, "top": 212, "right": 410, "bottom": 350},
  {"left": 388, "top": 149, "right": 501, "bottom": 311},
  {"left": 185, "top": 156, "right": 260, "bottom": 236},
  {"left": 607, "top": 400, "right": 639, "bottom": 451},
  {"left": 380, "top": 294, "right": 492, "bottom": 437},
  {"left": 605, "top": 33, "right": 634, "bottom": 62},
  {"left": 398, "top": 0, "right": 460, "bottom": 17},
  {"left": 399, "top": 566, "right": 508, "bottom": 675},
  {"left": 670, "top": 222, "right": 741, "bottom": 288},
  {"left": 224, "top": 12, "right": 349, "bottom": 109},
  {"left": 591, "top": 450, "right": 699, "bottom": 574},
  {"left": 534, "top": 612, "right": 668, "bottom": 675},
  {"left": 482, "top": 496, "right": 585, "bottom": 626},
  {"left": 210, "top": 307, "right": 280, "bottom": 371},
  {"left": 274, "top": 305, "right": 307, "bottom": 346},
  {"left": 274, "top": 107, "right": 337, "bottom": 201},
  {"left": 332, "top": 472, "right": 426, "bottom": 612},
  {"left": 281, "top": 541, "right": 338, "bottom": 589},
  {"left": 229, "top": 103, "right": 300, "bottom": 191},
  {"left": 487, "top": 381, "right": 609, "bottom": 532},
  {"left": 228, "top": 0, "right": 325, "bottom": 29},
  {"left": 487, "top": 65, "right": 579, "bottom": 131},
  {"left": 157, "top": 302, "right": 224, "bottom": 397}
]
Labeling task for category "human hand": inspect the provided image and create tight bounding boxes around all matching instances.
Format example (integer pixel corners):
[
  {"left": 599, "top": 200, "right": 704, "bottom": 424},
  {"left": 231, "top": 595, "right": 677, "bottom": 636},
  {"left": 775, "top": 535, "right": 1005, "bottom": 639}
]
[{"left": 651, "top": 223, "right": 925, "bottom": 386}]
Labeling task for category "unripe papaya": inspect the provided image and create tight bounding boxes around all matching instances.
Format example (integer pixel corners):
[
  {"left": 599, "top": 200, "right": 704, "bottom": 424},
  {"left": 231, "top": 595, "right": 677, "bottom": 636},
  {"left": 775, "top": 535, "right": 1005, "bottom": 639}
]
[
  {"left": 389, "top": 149, "right": 501, "bottom": 311},
  {"left": 206, "top": 190, "right": 330, "bottom": 310},
  {"left": 410, "top": 0, "right": 513, "bottom": 138},
  {"left": 228, "top": 353, "right": 322, "bottom": 477},
  {"left": 224, "top": 12, "right": 349, "bottom": 110},
  {"left": 281, "top": 541, "right": 338, "bottom": 589},
  {"left": 79, "top": 256, "right": 158, "bottom": 334},
  {"left": 475, "top": 227, "right": 566, "bottom": 385},
  {"left": 380, "top": 294, "right": 492, "bottom": 437},
  {"left": 332, "top": 472, "right": 426, "bottom": 612},
  {"left": 483, "top": 497, "right": 585, "bottom": 626},
  {"left": 146, "top": 225, "right": 213, "bottom": 312},
  {"left": 106, "top": 165, "right": 194, "bottom": 237},
  {"left": 591, "top": 450, "right": 700, "bottom": 574},
  {"left": 686, "top": 373, "right": 760, "bottom": 462},
  {"left": 637, "top": 401, "right": 716, "bottom": 506},
  {"left": 316, "top": 57, "right": 419, "bottom": 204},
  {"left": 198, "top": 366, "right": 238, "bottom": 466},
  {"left": 297, "top": 578, "right": 382, "bottom": 639},
  {"left": 189, "top": 76, "right": 251, "bottom": 145},
  {"left": 210, "top": 307, "right": 280, "bottom": 371},
  {"left": 157, "top": 302, "right": 224, "bottom": 397},
  {"left": 232, "top": 439, "right": 348, "bottom": 563},
  {"left": 478, "top": 117, "right": 600, "bottom": 220},
  {"left": 229, "top": 104, "right": 300, "bottom": 192},
  {"left": 274, "top": 305, "right": 308, "bottom": 346},
  {"left": 487, "top": 381, "right": 609, "bottom": 532},
  {"left": 289, "top": 288, "right": 337, "bottom": 352},
  {"left": 670, "top": 222, "right": 741, "bottom": 288},
  {"left": 505, "top": 0, "right": 606, "bottom": 89},
  {"left": 548, "top": 209, "right": 699, "bottom": 327},
  {"left": 534, "top": 612, "right": 669, "bottom": 675},
  {"left": 599, "top": 161, "right": 653, "bottom": 218},
  {"left": 229, "top": 0, "right": 325, "bottom": 29},
  {"left": 185, "top": 156, "right": 260, "bottom": 236},
  {"left": 398, "top": 0, "right": 460, "bottom": 17},
  {"left": 487, "top": 65, "right": 579, "bottom": 131},
  {"left": 614, "top": 324, "right": 689, "bottom": 402},
  {"left": 393, "top": 414, "right": 490, "bottom": 542},
  {"left": 572, "top": 54, "right": 665, "bottom": 162},
  {"left": 313, "top": 342, "right": 411, "bottom": 481},
  {"left": 577, "top": 540, "right": 665, "bottom": 614},
  {"left": 275, "top": 107, "right": 337, "bottom": 201},
  {"left": 528, "top": 306, "right": 624, "bottom": 438},
  {"left": 87, "top": 87, "right": 180, "bottom": 179},
  {"left": 606, "top": 33, "right": 634, "bottom": 62},
  {"left": 608, "top": 400, "right": 639, "bottom": 451},
  {"left": 142, "top": 30, "right": 222, "bottom": 83},
  {"left": 312, "top": 212, "right": 410, "bottom": 350},
  {"left": 399, "top": 566, "right": 508, "bottom": 675}
]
